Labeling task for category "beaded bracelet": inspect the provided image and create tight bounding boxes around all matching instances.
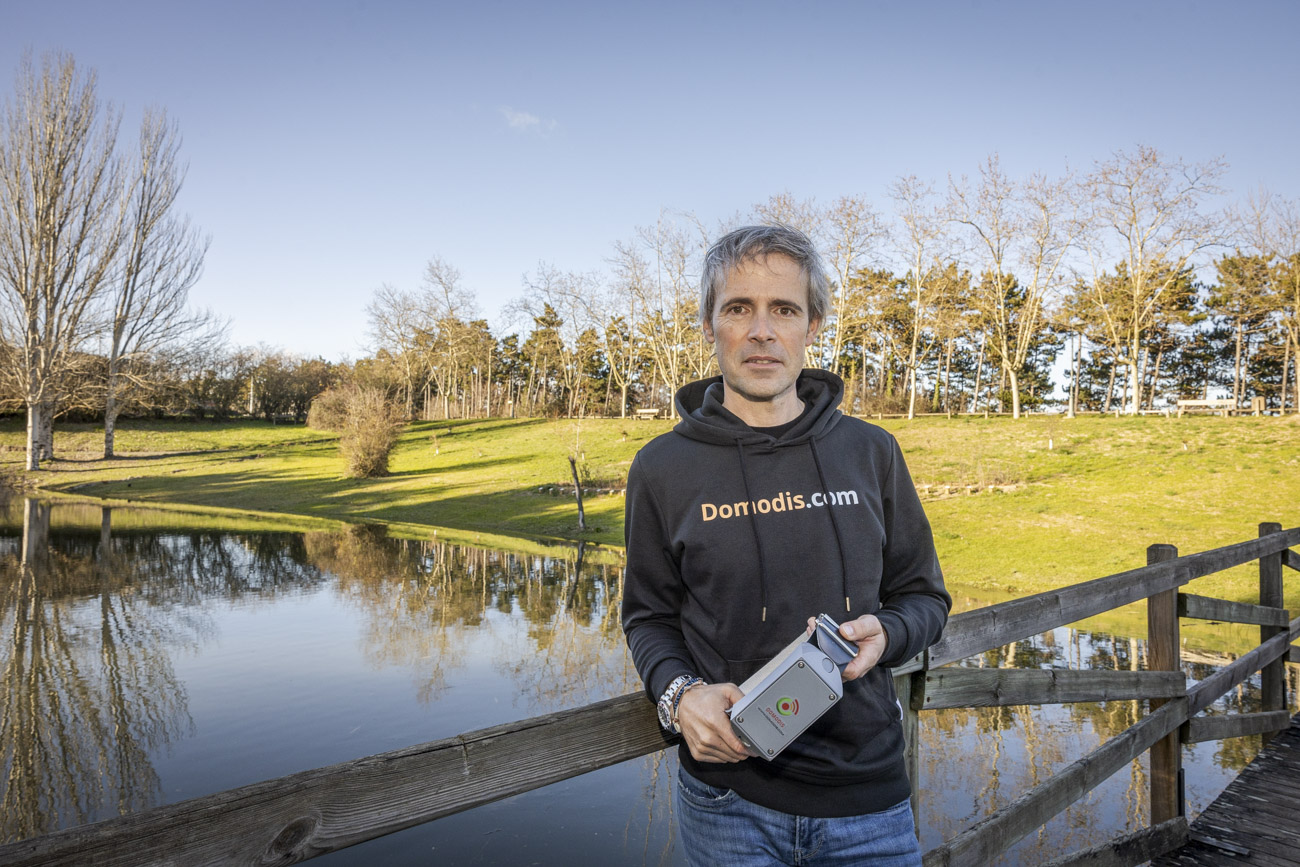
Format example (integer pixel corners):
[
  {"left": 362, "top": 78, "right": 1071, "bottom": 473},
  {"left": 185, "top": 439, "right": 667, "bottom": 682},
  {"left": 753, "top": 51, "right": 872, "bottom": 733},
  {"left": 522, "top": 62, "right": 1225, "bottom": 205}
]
[{"left": 669, "top": 676, "right": 705, "bottom": 731}]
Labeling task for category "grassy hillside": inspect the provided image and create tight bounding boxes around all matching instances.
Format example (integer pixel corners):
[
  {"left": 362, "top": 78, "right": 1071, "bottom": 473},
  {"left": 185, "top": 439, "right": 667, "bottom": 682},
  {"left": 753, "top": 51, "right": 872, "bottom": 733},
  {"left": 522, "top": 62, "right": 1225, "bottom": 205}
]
[{"left": 3, "top": 413, "right": 1298, "bottom": 605}]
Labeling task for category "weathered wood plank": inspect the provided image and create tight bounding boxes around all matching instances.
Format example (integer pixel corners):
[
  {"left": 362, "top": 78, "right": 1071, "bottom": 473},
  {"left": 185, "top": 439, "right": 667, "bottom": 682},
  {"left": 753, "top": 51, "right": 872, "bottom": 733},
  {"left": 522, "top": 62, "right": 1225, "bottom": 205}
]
[
  {"left": 1204, "top": 787, "right": 1300, "bottom": 825},
  {"left": 0, "top": 692, "right": 667, "bottom": 867},
  {"left": 930, "top": 528, "right": 1300, "bottom": 667},
  {"left": 893, "top": 650, "right": 926, "bottom": 677},
  {"left": 1260, "top": 523, "right": 1286, "bottom": 748},
  {"left": 1148, "top": 544, "right": 1182, "bottom": 826},
  {"left": 1290, "top": 644, "right": 1300, "bottom": 664},
  {"left": 1184, "top": 711, "right": 1294, "bottom": 744},
  {"left": 1155, "top": 715, "right": 1300, "bottom": 866},
  {"left": 1040, "top": 817, "right": 1188, "bottom": 867},
  {"left": 896, "top": 671, "right": 921, "bottom": 830},
  {"left": 1177, "top": 592, "right": 1289, "bottom": 627},
  {"left": 919, "top": 669, "right": 1185, "bottom": 710},
  {"left": 1282, "top": 547, "right": 1299, "bottom": 572},
  {"left": 921, "top": 698, "right": 1188, "bottom": 867},
  {"left": 1187, "top": 618, "right": 1300, "bottom": 715}
]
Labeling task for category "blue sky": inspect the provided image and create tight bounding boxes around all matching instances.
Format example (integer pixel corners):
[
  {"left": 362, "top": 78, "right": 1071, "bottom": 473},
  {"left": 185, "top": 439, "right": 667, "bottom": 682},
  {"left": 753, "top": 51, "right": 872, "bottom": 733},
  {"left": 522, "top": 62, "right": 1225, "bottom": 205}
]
[{"left": 4, "top": 0, "right": 1298, "bottom": 360}]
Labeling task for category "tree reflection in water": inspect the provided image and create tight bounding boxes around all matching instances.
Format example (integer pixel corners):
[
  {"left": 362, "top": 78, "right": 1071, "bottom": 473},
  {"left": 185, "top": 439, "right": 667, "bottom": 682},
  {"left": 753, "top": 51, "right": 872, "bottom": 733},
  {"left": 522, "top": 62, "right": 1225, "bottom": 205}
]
[
  {"left": 916, "top": 624, "right": 1292, "bottom": 864},
  {"left": 309, "top": 526, "right": 637, "bottom": 709},
  {"left": 0, "top": 501, "right": 200, "bottom": 841}
]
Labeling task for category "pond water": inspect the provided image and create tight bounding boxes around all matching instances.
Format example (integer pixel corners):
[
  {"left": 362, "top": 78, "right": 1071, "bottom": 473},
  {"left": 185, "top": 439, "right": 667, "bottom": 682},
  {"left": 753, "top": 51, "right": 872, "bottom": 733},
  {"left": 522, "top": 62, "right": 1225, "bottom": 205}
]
[{"left": 1, "top": 498, "right": 1293, "bottom": 865}]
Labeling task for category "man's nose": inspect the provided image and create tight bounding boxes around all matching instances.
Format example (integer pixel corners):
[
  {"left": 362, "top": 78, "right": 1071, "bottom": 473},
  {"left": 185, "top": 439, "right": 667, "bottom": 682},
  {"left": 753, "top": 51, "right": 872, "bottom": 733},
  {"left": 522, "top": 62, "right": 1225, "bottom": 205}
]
[{"left": 748, "top": 311, "right": 775, "bottom": 341}]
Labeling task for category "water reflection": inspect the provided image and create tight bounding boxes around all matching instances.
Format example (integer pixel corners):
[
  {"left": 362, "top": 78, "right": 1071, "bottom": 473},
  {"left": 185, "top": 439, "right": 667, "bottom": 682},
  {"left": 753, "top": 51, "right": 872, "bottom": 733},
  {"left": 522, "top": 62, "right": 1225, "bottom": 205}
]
[
  {"left": 1, "top": 498, "right": 1295, "bottom": 864},
  {"left": 916, "top": 624, "right": 1298, "bottom": 864},
  {"left": 0, "top": 500, "right": 639, "bottom": 850},
  {"left": 1, "top": 500, "right": 200, "bottom": 841},
  {"left": 307, "top": 527, "right": 633, "bottom": 707}
]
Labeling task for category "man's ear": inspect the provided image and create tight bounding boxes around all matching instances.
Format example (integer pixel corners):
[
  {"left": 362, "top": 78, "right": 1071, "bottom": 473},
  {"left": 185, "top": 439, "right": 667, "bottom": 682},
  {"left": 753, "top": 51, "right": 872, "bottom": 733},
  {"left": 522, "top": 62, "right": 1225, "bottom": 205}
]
[
  {"left": 703, "top": 318, "right": 716, "bottom": 344},
  {"left": 805, "top": 317, "right": 822, "bottom": 346}
]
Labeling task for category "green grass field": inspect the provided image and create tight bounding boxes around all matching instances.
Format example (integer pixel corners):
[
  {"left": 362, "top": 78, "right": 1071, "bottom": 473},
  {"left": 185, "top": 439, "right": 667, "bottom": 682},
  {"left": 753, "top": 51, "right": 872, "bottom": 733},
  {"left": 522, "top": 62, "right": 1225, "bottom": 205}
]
[{"left": 3, "top": 413, "right": 1298, "bottom": 610}]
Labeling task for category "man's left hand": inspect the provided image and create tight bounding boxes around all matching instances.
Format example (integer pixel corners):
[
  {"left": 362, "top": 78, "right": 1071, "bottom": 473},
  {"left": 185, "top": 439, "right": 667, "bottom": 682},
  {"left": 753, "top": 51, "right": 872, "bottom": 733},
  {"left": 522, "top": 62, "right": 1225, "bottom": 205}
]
[{"left": 808, "top": 615, "right": 888, "bottom": 681}]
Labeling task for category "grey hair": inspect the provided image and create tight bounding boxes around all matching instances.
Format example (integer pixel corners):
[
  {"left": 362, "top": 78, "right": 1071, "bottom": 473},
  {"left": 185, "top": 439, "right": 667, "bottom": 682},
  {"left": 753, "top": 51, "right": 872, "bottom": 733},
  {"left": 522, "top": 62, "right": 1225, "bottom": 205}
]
[{"left": 699, "top": 224, "right": 830, "bottom": 327}]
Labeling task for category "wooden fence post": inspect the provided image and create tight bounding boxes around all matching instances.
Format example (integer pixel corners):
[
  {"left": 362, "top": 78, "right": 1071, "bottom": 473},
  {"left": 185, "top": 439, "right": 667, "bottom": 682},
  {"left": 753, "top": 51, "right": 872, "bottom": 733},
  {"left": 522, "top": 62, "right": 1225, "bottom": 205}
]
[
  {"left": 1259, "top": 522, "right": 1285, "bottom": 745},
  {"left": 1147, "top": 543, "right": 1181, "bottom": 824},
  {"left": 896, "top": 670, "right": 923, "bottom": 834}
]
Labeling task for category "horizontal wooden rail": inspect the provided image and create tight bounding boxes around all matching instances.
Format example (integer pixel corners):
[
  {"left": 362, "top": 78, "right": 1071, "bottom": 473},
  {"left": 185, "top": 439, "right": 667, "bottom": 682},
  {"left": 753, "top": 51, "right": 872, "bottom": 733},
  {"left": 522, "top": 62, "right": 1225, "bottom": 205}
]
[
  {"left": 921, "top": 698, "right": 1188, "bottom": 867},
  {"left": 0, "top": 693, "right": 666, "bottom": 867},
  {"left": 1040, "top": 817, "right": 1189, "bottom": 867},
  {"left": 1184, "top": 710, "right": 1294, "bottom": 744},
  {"left": 1187, "top": 616, "right": 1299, "bottom": 715},
  {"left": 918, "top": 669, "right": 1185, "bottom": 710},
  {"left": 1282, "top": 548, "right": 1298, "bottom": 571},
  {"left": 930, "top": 528, "right": 1300, "bottom": 667},
  {"left": 1178, "top": 592, "right": 1289, "bottom": 626}
]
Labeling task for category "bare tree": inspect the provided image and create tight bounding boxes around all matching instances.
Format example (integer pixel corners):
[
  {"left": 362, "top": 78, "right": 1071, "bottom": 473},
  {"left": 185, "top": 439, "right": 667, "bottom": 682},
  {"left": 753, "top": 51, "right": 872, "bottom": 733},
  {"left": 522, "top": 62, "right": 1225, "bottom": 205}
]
[
  {"left": 604, "top": 240, "right": 650, "bottom": 418},
  {"left": 950, "top": 156, "right": 1079, "bottom": 417},
  {"left": 752, "top": 192, "right": 822, "bottom": 240},
  {"left": 366, "top": 283, "right": 426, "bottom": 418},
  {"left": 633, "top": 211, "right": 710, "bottom": 415},
  {"left": 516, "top": 263, "right": 602, "bottom": 417},
  {"left": 890, "top": 176, "right": 950, "bottom": 418},
  {"left": 102, "top": 108, "right": 211, "bottom": 457},
  {"left": 1082, "top": 146, "right": 1226, "bottom": 414},
  {"left": 0, "top": 53, "right": 124, "bottom": 469},
  {"left": 420, "top": 256, "right": 481, "bottom": 419},
  {"left": 819, "top": 195, "right": 888, "bottom": 376}
]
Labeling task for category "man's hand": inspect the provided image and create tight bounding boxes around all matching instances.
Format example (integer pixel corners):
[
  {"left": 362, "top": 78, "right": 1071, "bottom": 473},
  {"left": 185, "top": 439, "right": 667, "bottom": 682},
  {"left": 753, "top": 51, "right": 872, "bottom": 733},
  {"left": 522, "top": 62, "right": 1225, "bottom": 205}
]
[
  {"left": 808, "top": 614, "right": 889, "bottom": 681},
  {"left": 676, "top": 682, "right": 752, "bottom": 763}
]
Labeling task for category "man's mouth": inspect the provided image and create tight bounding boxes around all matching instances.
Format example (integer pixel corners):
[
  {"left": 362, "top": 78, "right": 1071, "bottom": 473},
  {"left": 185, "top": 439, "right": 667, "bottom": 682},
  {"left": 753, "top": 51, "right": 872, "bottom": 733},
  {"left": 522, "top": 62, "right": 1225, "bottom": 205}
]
[{"left": 744, "top": 356, "right": 781, "bottom": 365}]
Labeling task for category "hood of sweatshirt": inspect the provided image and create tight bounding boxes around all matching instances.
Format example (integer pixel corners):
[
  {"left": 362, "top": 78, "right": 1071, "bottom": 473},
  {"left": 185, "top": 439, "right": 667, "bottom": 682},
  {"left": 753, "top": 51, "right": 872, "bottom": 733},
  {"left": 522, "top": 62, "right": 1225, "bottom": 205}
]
[{"left": 672, "top": 368, "right": 845, "bottom": 446}]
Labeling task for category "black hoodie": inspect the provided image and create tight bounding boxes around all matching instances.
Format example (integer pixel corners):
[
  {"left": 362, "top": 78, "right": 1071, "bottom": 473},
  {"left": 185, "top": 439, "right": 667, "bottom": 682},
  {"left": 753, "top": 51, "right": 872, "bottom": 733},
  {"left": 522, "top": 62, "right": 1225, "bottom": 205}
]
[{"left": 621, "top": 369, "right": 950, "bottom": 817}]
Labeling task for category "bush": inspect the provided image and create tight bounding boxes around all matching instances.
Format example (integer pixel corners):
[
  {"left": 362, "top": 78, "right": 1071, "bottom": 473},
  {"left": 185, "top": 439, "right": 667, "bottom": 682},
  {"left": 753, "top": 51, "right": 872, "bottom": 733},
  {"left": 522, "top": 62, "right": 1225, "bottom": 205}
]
[
  {"left": 307, "top": 386, "right": 350, "bottom": 431},
  {"left": 331, "top": 385, "right": 404, "bottom": 478}
]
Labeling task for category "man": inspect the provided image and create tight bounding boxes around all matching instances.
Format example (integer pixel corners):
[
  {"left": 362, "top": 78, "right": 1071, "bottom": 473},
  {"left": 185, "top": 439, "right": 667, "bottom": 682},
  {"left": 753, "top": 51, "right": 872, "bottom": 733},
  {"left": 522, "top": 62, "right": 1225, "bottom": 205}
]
[{"left": 621, "top": 224, "right": 950, "bottom": 866}]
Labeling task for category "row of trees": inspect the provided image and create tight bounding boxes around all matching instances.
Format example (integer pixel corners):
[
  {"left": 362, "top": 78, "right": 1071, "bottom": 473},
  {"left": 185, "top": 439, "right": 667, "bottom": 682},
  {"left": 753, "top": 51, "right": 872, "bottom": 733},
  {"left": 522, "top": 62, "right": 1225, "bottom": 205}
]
[
  {"left": 0, "top": 342, "right": 344, "bottom": 426},
  {"left": 364, "top": 153, "right": 1300, "bottom": 422}
]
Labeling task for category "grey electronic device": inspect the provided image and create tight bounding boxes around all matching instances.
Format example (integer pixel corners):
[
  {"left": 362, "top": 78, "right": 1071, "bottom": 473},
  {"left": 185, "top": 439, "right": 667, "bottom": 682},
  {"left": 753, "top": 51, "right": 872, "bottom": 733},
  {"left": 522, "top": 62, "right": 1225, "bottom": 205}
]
[{"left": 728, "top": 614, "right": 858, "bottom": 760}]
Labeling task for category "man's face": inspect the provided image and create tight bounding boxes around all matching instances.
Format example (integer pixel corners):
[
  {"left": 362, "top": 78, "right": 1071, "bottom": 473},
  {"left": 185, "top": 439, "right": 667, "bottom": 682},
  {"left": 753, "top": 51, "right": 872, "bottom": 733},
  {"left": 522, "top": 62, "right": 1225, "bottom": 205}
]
[{"left": 703, "top": 253, "right": 820, "bottom": 418}]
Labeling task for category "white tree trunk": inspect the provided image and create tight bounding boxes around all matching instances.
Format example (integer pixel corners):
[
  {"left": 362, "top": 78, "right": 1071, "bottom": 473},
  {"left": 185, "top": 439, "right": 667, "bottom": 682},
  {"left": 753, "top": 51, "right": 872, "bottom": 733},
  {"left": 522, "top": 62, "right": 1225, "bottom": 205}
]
[
  {"left": 25, "top": 402, "right": 44, "bottom": 470},
  {"left": 1008, "top": 367, "right": 1022, "bottom": 419},
  {"left": 104, "top": 368, "right": 119, "bottom": 458},
  {"left": 1127, "top": 337, "right": 1142, "bottom": 415}
]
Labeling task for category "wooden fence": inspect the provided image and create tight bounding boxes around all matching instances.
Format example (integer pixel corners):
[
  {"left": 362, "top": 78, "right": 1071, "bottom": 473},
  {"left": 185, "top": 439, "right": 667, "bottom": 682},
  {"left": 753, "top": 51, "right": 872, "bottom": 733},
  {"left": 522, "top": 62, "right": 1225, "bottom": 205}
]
[{"left": 2, "top": 524, "right": 1298, "bottom": 866}]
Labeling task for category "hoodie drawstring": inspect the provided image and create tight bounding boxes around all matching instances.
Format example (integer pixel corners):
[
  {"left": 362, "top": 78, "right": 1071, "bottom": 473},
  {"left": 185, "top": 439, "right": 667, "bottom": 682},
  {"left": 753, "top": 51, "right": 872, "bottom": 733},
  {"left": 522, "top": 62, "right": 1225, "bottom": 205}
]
[
  {"left": 735, "top": 443, "right": 771, "bottom": 621},
  {"left": 809, "top": 438, "right": 853, "bottom": 614}
]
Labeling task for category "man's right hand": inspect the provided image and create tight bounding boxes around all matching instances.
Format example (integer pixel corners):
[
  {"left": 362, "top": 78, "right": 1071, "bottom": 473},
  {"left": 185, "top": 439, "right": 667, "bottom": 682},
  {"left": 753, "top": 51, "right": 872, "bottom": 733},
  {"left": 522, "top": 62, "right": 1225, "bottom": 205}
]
[{"left": 675, "top": 682, "right": 752, "bottom": 763}]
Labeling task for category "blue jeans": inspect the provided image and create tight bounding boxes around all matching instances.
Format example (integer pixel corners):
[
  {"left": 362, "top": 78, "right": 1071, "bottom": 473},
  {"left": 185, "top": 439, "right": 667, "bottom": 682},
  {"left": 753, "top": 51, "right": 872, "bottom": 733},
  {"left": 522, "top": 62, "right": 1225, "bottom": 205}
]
[{"left": 676, "top": 768, "right": 922, "bottom": 866}]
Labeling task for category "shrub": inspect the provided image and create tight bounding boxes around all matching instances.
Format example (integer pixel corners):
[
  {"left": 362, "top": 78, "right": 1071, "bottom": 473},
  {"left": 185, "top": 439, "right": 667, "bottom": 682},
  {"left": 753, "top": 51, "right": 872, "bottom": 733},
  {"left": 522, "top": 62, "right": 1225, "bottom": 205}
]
[
  {"left": 333, "top": 385, "right": 404, "bottom": 478},
  {"left": 307, "top": 386, "right": 349, "bottom": 431}
]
